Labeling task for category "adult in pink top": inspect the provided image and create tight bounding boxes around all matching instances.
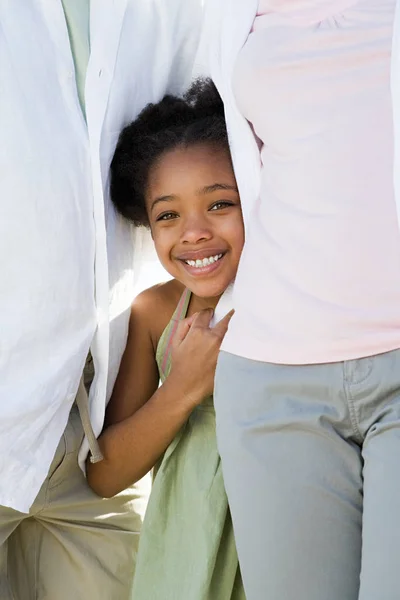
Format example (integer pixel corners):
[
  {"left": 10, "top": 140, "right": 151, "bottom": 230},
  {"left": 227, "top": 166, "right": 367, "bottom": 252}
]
[{"left": 201, "top": 1, "right": 400, "bottom": 599}]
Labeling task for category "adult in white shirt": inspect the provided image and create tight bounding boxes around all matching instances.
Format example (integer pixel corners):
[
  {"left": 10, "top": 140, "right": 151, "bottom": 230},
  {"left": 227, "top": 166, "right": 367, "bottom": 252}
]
[
  {"left": 0, "top": 1, "right": 202, "bottom": 598},
  {"left": 200, "top": 1, "right": 400, "bottom": 599}
]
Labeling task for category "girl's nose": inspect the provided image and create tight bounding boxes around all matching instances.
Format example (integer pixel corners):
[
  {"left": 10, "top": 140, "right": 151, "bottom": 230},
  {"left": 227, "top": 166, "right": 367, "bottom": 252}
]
[{"left": 180, "top": 216, "right": 212, "bottom": 245}]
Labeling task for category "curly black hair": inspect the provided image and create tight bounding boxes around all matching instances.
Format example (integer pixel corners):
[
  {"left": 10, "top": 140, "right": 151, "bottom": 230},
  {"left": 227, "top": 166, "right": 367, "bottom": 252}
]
[{"left": 110, "top": 78, "right": 230, "bottom": 227}]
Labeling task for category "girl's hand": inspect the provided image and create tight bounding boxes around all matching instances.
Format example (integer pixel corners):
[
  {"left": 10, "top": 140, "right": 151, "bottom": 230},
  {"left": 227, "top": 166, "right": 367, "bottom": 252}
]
[{"left": 169, "top": 308, "right": 234, "bottom": 407}]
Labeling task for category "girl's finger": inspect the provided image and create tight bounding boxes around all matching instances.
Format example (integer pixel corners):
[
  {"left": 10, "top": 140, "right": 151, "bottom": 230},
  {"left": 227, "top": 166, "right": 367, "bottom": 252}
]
[
  {"left": 171, "top": 313, "right": 198, "bottom": 348},
  {"left": 211, "top": 309, "right": 234, "bottom": 339},
  {"left": 189, "top": 307, "right": 214, "bottom": 330}
]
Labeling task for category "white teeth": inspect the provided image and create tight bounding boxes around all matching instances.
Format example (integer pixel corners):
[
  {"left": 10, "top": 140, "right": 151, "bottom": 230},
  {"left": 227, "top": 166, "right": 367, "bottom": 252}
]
[{"left": 184, "top": 254, "right": 223, "bottom": 268}]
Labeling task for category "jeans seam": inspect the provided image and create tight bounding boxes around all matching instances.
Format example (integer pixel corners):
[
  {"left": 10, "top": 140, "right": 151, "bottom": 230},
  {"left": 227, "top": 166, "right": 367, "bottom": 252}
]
[
  {"left": 342, "top": 357, "right": 373, "bottom": 386},
  {"left": 343, "top": 363, "right": 363, "bottom": 443}
]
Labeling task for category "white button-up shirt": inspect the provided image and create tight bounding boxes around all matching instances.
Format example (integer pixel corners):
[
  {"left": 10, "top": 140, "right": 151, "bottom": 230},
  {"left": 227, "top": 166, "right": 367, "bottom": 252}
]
[{"left": 0, "top": 0, "right": 203, "bottom": 513}]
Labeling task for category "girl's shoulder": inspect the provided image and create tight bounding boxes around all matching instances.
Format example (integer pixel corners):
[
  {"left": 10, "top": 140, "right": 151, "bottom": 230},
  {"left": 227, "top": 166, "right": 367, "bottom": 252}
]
[{"left": 130, "top": 279, "right": 186, "bottom": 348}]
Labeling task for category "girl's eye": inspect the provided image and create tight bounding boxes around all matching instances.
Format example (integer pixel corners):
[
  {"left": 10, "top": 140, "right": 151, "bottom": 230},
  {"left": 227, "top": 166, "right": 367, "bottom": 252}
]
[
  {"left": 156, "top": 212, "right": 178, "bottom": 222},
  {"left": 209, "top": 201, "right": 234, "bottom": 211}
]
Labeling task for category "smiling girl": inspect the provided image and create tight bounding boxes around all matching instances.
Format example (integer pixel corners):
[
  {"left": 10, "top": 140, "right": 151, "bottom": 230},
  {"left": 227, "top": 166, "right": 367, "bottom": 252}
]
[{"left": 86, "top": 80, "right": 246, "bottom": 599}]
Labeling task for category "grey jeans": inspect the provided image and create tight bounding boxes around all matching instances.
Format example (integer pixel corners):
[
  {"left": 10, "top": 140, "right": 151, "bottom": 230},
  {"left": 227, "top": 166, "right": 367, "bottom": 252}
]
[{"left": 214, "top": 348, "right": 400, "bottom": 600}]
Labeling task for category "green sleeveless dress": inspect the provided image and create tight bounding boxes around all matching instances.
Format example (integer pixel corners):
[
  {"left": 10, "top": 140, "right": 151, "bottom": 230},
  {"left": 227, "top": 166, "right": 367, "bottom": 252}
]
[{"left": 131, "top": 289, "right": 246, "bottom": 600}]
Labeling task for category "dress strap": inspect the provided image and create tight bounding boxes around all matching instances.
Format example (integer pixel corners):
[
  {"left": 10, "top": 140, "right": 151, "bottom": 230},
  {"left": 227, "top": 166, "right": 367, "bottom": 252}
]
[{"left": 160, "top": 288, "right": 192, "bottom": 375}]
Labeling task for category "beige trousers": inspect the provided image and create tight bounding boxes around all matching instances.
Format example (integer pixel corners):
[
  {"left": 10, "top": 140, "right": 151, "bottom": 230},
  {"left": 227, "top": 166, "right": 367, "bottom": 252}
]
[{"left": 0, "top": 405, "right": 150, "bottom": 600}]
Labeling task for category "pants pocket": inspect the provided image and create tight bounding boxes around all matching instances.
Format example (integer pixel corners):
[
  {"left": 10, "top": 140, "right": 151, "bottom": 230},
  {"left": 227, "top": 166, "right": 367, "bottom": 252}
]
[{"left": 48, "top": 406, "right": 84, "bottom": 489}]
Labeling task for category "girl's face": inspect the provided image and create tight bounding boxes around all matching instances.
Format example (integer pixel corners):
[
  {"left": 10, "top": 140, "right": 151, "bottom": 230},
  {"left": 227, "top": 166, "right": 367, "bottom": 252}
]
[{"left": 145, "top": 143, "right": 244, "bottom": 300}]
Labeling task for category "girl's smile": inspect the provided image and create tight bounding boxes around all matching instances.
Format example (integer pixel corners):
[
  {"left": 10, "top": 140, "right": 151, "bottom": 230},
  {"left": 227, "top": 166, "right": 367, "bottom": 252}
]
[
  {"left": 145, "top": 143, "right": 244, "bottom": 301},
  {"left": 179, "top": 254, "right": 226, "bottom": 281}
]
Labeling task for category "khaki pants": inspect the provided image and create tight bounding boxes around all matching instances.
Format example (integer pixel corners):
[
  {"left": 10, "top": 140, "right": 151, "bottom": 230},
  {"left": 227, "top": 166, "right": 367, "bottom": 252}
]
[{"left": 0, "top": 405, "right": 150, "bottom": 600}]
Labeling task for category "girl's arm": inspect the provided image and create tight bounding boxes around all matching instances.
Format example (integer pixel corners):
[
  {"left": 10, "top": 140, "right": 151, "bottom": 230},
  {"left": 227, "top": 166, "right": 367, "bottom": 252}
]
[
  {"left": 86, "top": 291, "right": 189, "bottom": 497},
  {"left": 87, "top": 291, "right": 232, "bottom": 498}
]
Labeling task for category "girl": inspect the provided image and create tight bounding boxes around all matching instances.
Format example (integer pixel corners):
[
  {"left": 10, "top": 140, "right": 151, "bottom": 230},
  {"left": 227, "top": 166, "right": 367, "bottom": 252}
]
[
  {"left": 87, "top": 80, "right": 246, "bottom": 600},
  {"left": 199, "top": 1, "right": 400, "bottom": 599}
]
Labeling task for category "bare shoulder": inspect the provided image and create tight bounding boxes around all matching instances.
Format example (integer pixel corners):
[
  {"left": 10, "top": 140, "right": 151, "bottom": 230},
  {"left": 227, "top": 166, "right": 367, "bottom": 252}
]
[
  {"left": 132, "top": 279, "right": 184, "bottom": 316},
  {"left": 130, "top": 279, "right": 185, "bottom": 346}
]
